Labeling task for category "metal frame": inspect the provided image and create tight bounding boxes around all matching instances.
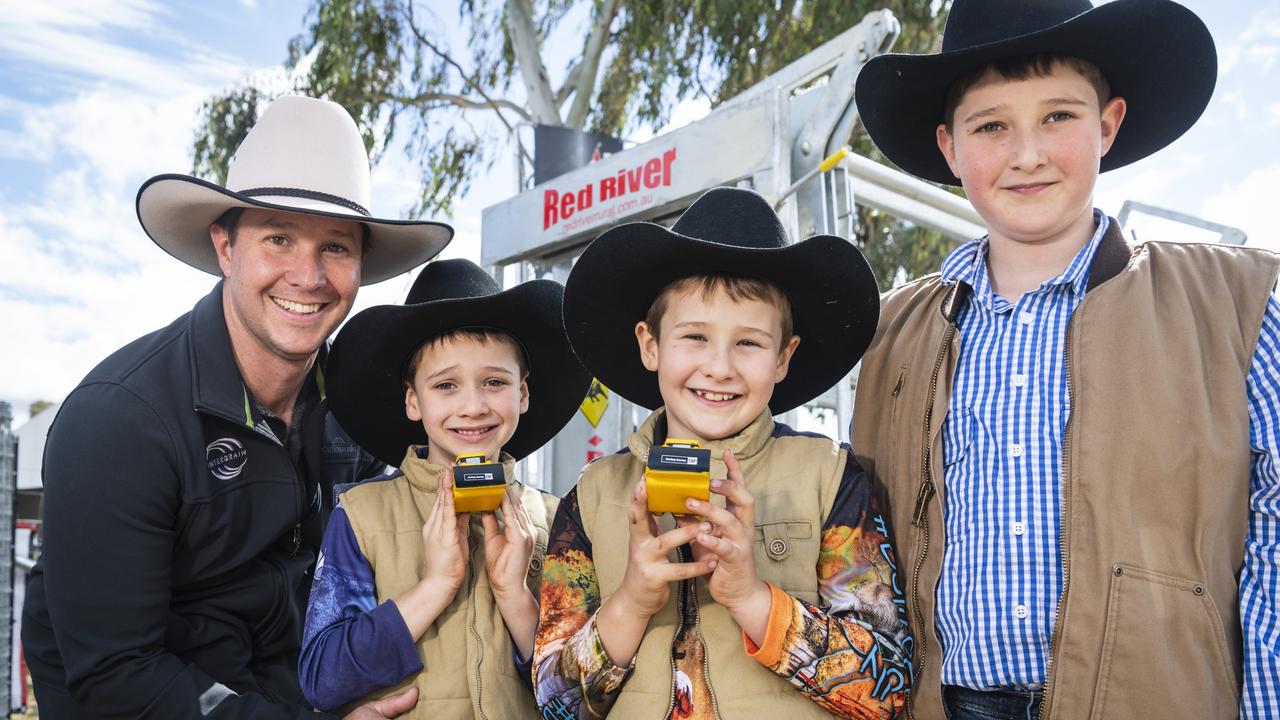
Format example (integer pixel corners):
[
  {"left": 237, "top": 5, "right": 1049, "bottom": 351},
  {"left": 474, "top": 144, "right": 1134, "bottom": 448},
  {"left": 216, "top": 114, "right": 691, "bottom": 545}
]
[
  {"left": 481, "top": 10, "right": 986, "bottom": 495},
  {"left": 1117, "top": 200, "right": 1247, "bottom": 246}
]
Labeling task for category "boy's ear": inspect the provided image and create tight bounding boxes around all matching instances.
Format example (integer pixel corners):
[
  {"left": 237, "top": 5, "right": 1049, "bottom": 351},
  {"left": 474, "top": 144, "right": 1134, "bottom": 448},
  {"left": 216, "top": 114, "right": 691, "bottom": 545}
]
[
  {"left": 518, "top": 378, "right": 530, "bottom": 415},
  {"left": 1098, "top": 96, "right": 1128, "bottom": 158},
  {"left": 635, "top": 320, "right": 660, "bottom": 372},
  {"left": 774, "top": 335, "right": 802, "bottom": 383},
  {"left": 935, "top": 123, "right": 961, "bottom": 181},
  {"left": 404, "top": 383, "right": 423, "bottom": 423}
]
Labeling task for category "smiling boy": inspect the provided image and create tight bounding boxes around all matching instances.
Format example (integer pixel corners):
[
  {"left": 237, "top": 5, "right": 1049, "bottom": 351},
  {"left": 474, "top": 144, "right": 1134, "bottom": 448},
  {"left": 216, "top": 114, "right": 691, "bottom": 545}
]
[
  {"left": 297, "top": 259, "right": 590, "bottom": 718},
  {"left": 851, "top": 1, "right": 1280, "bottom": 718},
  {"left": 534, "top": 187, "right": 911, "bottom": 719}
]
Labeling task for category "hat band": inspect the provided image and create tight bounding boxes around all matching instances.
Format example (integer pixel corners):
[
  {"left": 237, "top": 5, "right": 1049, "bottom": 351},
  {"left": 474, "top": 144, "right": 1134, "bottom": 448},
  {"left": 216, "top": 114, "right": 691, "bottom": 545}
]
[{"left": 240, "top": 187, "right": 371, "bottom": 217}]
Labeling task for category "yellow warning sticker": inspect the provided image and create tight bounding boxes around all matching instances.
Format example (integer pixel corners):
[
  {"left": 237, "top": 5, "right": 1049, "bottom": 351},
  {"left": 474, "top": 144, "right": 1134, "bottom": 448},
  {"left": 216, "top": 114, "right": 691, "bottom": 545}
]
[{"left": 579, "top": 379, "right": 609, "bottom": 428}]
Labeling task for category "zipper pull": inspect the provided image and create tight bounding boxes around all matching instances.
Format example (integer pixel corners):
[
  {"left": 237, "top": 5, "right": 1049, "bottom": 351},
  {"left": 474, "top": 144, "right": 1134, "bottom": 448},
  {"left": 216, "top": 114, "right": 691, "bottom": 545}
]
[
  {"left": 912, "top": 481, "right": 935, "bottom": 527},
  {"left": 290, "top": 524, "right": 301, "bottom": 556}
]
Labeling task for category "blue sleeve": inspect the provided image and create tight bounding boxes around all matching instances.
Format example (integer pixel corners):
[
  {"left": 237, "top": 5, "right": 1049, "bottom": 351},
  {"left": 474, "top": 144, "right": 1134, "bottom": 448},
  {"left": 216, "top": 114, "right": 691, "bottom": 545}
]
[
  {"left": 1242, "top": 293, "right": 1280, "bottom": 719},
  {"left": 298, "top": 505, "right": 423, "bottom": 711}
]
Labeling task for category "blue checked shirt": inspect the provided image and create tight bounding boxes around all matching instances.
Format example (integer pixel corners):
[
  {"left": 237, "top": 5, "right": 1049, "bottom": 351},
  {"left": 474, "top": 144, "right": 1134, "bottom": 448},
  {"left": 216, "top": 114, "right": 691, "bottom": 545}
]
[{"left": 934, "top": 212, "right": 1280, "bottom": 716}]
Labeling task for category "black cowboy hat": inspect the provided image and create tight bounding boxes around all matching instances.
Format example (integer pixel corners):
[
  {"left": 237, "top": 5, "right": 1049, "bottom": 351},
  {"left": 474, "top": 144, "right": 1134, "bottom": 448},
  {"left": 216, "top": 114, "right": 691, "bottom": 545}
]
[
  {"left": 562, "top": 186, "right": 880, "bottom": 413},
  {"left": 327, "top": 259, "right": 591, "bottom": 466},
  {"left": 855, "top": 0, "right": 1217, "bottom": 186}
]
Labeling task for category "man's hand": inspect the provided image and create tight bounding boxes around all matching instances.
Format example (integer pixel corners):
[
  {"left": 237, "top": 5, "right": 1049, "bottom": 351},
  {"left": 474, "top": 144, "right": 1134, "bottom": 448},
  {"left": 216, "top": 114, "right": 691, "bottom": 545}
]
[
  {"left": 482, "top": 486, "right": 536, "bottom": 599},
  {"left": 685, "top": 450, "right": 772, "bottom": 644},
  {"left": 343, "top": 687, "right": 418, "bottom": 719}
]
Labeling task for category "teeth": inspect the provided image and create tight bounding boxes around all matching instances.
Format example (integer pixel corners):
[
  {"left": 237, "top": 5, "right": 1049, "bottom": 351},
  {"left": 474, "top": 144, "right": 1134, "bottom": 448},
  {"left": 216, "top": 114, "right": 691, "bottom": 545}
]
[
  {"left": 453, "top": 426, "right": 494, "bottom": 436},
  {"left": 694, "top": 390, "right": 737, "bottom": 402},
  {"left": 272, "top": 297, "right": 321, "bottom": 314}
]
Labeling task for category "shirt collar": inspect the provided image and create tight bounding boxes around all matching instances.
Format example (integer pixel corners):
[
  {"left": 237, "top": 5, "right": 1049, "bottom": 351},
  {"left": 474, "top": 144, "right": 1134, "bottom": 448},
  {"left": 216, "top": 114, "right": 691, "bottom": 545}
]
[{"left": 940, "top": 210, "right": 1109, "bottom": 306}]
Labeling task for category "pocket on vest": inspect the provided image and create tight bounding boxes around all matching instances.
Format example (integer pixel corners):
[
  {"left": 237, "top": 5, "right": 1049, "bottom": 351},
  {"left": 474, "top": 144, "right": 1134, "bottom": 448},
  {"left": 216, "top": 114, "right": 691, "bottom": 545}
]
[{"left": 1090, "top": 563, "right": 1238, "bottom": 720}]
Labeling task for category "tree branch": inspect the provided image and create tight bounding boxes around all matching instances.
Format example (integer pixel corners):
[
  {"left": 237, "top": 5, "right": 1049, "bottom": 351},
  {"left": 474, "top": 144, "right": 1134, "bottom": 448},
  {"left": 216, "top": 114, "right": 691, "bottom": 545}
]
[
  {"left": 504, "top": 0, "right": 561, "bottom": 125},
  {"left": 402, "top": 4, "right": 533, "bottom": 164},
  {"left": 565, "top": 0, "right": 622, "bottom": 130},
  {"left": 555, "top": 60, "right": 582, "bottom": 108},
  {"left": 380, "top": 91, "right": 531, "bottom": 120}
]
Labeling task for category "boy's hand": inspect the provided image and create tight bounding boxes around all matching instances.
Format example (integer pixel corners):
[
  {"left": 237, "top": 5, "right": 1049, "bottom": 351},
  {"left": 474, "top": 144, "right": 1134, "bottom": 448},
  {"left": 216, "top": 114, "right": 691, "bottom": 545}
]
[
  {"left": 482, "top": 485, "right": 536, "bottom": 599},
  {"left": 685, "top": 450, "right": 771, "bottom": 634},
  {"left": 614, "top": 478, "right": 717, "bottom": 619},
  {"left": 421, "top": 468, "right": 470, "bottom": 594}
]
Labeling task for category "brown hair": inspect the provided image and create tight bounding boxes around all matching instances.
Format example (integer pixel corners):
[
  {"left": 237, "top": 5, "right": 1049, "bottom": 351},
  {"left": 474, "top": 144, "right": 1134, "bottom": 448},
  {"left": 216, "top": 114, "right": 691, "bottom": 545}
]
[
  {"left": 213, "top": 207, "right": 372, "bottom": 253},
  {"left": 644, "top": 274, "right": 794, "bottom": 345},
  {"left": 403, "top": 328, "right": 529, "bottom": 387},
  {"left": 943, "top": 54, "right": 1111, "bottom": 131}
]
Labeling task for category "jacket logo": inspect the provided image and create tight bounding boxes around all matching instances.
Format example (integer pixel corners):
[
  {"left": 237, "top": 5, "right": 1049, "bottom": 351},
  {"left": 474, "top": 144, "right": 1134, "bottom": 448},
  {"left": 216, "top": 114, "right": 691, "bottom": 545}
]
[{"left": 206, "top": 438, "right": 248, "bottom": 480}]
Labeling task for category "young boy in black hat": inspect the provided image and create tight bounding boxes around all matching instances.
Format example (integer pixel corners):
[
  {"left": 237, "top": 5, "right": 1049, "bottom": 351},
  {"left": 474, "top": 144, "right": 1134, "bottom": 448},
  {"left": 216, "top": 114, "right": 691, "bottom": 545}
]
[
  {"left": 851, "top": 1, "right": 1280, "bottom": 718},
  {"left": 297, "top": 259, "right": 591, "bottom": 718},
  {"left": 534, "top": 186, "right": 912, "bottom": 719}
]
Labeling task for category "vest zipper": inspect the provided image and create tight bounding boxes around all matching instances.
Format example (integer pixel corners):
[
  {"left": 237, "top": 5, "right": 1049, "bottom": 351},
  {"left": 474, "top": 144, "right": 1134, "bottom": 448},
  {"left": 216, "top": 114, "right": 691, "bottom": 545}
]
[
  {"left": 465, "top": 522, "right": 489, "bottom": 720},
  {"left": 1038, "top": 320, "right": 1075, "bottom": 720},
  {"left": 906, "top": 310, "right": 958, "bottom": 719},
  {"left": 689, "top": 571, "right": 721, "bottom": 718}
]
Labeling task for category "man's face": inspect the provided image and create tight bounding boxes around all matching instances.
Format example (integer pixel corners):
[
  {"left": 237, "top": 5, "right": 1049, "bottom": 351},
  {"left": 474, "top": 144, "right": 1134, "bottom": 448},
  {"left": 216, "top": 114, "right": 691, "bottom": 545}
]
[
  {"left": 936, "top": 63, "right": 1127, "bottom": 249},
  {"left": 403, "top": 334, "right": 529, "bottom": 467},
  {"left": 212, "top": 208, "right": 363, "bottom": 367},
  {"left": 635, "top": 285, "right": 800, "bottom": 443}
]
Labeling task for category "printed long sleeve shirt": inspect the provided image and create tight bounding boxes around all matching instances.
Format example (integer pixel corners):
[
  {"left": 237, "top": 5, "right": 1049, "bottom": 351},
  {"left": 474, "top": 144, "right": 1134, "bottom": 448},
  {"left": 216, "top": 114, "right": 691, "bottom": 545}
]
[
  {"left": 934, "top": 211, "right": 1280, "bottom": 716},
  {"left": 533, "top": 452, "right": 912, "bottom": 719},
  {"left": 298, "top": 504, "right": 535, "bottom": 711}
]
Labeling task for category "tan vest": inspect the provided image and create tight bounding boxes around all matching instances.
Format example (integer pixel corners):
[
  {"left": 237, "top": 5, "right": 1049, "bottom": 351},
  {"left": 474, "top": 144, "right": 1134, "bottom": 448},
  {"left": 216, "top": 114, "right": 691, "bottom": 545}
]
[
  {"left": 577, "top": 409, "right": 846, "bottom": 718},
  {"left": 341, "top": 448, "right": 558, "bottom": 719},
  {"left": 852, "top": 225, "right": 1280, "bottom": 720}
]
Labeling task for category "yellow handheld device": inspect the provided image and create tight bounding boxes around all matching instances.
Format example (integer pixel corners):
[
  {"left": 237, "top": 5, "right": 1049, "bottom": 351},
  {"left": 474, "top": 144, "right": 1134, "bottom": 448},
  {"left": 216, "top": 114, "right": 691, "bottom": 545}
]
[
  {"left": 452, "top": 453, "right": 506, "bottom": 513},
  {"left": 645, "top": 439, "right": 711, "bottom": 516}
]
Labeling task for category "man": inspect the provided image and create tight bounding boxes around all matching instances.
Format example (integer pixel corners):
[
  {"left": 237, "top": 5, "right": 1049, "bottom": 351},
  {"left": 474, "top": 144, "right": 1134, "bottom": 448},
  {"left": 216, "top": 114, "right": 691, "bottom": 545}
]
[{"left": 21, "top": 96, "right": 454, "bottom": 719}]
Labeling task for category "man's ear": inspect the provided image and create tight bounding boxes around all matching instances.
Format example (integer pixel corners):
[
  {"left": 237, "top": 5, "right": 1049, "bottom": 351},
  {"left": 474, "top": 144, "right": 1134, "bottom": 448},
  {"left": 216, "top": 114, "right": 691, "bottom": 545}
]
[
  {"left": 1099, "top": 96, "right": 1128, "bottom": 157},
  {"left": 635, "top": 321, "right": 660, "bottom": 372},
  {"left": 210, "top": 222, "right": 234, "bottom": 278},
  {"left": 936, "top": 123, "right": 961, "bottom": 181}
]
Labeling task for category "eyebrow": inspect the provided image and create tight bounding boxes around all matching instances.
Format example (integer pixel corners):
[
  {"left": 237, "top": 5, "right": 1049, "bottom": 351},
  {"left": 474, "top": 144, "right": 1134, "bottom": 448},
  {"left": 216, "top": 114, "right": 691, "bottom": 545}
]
[
  {"left": 962, "top": 104, "right": 1006, "bottom": 124},
  {"left": 261, "top": 217, "right": 357, "bottom": 241},
  {"left": 424, "top": 364, "right": 517, "bottom": 380},
  {"left": 672, "top": 320, "right": 776, "bottom": 338}
]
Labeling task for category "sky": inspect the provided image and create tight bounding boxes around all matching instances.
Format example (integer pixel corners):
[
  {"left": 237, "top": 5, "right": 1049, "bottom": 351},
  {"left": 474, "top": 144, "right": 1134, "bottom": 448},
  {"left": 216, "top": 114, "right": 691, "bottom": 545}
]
[{"left": 1, "top": 0, "right": 1278, "bottom": 429}]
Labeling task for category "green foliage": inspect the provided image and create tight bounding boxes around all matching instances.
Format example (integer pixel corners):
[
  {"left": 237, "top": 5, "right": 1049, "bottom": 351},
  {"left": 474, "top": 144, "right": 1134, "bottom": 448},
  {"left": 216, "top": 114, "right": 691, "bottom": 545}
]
[{"left": 191, "top": 0, "right": 960, "bottom": 283}]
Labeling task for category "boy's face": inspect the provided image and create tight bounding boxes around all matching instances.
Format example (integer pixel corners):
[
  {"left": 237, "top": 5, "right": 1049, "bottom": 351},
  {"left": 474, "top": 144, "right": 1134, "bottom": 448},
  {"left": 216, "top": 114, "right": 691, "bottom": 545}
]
[
  {"left": 635, "top": 285, "right": 800, "bottom": 443},
  {"left": 935, "top": 63, "right": 1127, "bottom": 248},
  {"left": 404, "top": 334, "right": 529, "bottom": 467}
]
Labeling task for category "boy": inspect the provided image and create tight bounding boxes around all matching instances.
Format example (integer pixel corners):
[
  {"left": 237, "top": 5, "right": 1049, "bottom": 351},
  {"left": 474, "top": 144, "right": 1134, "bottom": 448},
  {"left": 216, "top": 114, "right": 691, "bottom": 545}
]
[
  {"left": 534, "top": 186, "right": 912, "bottom": 719},
  {"left": 297, "top": 259, "right": 591, "bottom": 718},
  {"left": 851, "top": 1, "right": 1280, "bottom": 718}
]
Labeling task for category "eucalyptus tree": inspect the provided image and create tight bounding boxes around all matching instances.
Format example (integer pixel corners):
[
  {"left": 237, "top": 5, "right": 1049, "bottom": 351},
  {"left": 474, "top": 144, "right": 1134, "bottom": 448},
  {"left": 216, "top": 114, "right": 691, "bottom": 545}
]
[{"left": 193, "top": 0, "right": 954, "bottom": 284}]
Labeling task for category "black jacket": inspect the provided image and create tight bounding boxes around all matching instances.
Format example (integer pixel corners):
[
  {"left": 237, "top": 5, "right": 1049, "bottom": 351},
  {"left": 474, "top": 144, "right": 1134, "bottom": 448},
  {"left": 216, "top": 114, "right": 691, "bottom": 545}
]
[{"left": 22, "top": 283, "right": 384, "bottom": 719}]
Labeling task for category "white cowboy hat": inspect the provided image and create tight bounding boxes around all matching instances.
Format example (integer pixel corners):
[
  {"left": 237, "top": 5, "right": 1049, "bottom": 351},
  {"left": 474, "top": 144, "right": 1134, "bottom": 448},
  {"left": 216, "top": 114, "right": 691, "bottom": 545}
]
[{"left": 136, "top": 95, "right": 453, "bottom": 286}]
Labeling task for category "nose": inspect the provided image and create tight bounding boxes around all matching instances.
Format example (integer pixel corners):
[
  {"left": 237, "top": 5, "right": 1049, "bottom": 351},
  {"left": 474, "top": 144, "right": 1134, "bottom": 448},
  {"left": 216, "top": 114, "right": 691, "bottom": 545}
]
[
  {"left": 286, "top": 246, "right": 327, "bottom": 289},
  {"left": 458, "top": 387, "right": 490, "bottom": 417},
  {"left": 701, "top": 341, "right": 734, "bottom": 381},
  {"left": 1008, "top": 126, "right": 1048, "bottom": 173}
]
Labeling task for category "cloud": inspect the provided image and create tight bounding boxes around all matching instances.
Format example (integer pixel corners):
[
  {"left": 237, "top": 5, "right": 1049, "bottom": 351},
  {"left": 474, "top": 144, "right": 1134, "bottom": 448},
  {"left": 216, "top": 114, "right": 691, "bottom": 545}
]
[
  {"left": 1269, "top": 102, "right": 1280, "bottom": 127},
  {"left": 1201, "top": 163, "right": 1280, "bottom": 254},
  {"left": 1219, "top": 6, "right": 1280, "bottom": 76}
]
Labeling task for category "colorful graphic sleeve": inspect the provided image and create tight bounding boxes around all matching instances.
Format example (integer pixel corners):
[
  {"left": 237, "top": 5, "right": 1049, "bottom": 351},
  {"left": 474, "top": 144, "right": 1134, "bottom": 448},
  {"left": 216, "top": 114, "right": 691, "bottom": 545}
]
[
  {"left": 745, "top": 455, "right": 912, "bottom": 719},
  {"left": 533, "top": 488, "right": 633, "bottom": 719},
  {"left": 298, "top": 505, "right": 423, "bottom": 711},
  {"left": 1242, "top": 294, "right": 1280, "bottom": 719}
]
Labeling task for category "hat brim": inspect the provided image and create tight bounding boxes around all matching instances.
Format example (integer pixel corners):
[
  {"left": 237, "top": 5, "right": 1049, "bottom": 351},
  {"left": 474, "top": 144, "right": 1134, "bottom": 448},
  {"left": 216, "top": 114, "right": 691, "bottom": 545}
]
[
  {"left": 136, "top": 174, "right": 454, "bottom": 286},
  {"left": 855, "top": 0, "right": 1216, "bottom": 185},
  {"left": 326, "top": 279, "right": 591, "bottom": 466},
  {"left": 563, "top": 224, "right": 880, "bottom": 413}
]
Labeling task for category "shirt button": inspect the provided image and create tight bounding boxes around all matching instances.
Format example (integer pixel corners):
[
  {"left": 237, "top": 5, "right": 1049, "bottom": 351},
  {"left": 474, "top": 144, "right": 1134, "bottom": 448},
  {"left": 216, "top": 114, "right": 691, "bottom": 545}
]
[
  {"left": 1012, "top": 373, "right": 1027, "bottom": 388},
  {"left": 1012, "top": 521, "right": 1026, "bottom": 536},
  {"left": 1015, "top": 604, "right": 1029, "bottom": 619},
  {"left": 1010, "top": 443, "right": 1024, "bottom": 458},
  {"left": 1019, "top": 311, "right": 1035, "bottom": 325}
]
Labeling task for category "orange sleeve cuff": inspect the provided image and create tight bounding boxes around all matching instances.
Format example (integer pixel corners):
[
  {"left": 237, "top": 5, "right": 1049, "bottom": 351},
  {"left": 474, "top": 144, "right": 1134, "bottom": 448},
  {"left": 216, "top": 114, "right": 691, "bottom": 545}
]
[{"left": 743, "top": 582, "right": 794, "bottom": 668}]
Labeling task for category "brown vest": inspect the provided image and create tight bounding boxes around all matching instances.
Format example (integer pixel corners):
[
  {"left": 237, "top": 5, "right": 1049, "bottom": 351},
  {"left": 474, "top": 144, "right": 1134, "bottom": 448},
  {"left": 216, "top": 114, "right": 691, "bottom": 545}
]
[
  {"left": 577, "top": 409, "right": 846, "bottom": 718},
  {"left": 852, "top": 224, "right": 1280, "bottom": 720},
  {"left": 341, "top": 448, "right": 557, "bottom": 719}
]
